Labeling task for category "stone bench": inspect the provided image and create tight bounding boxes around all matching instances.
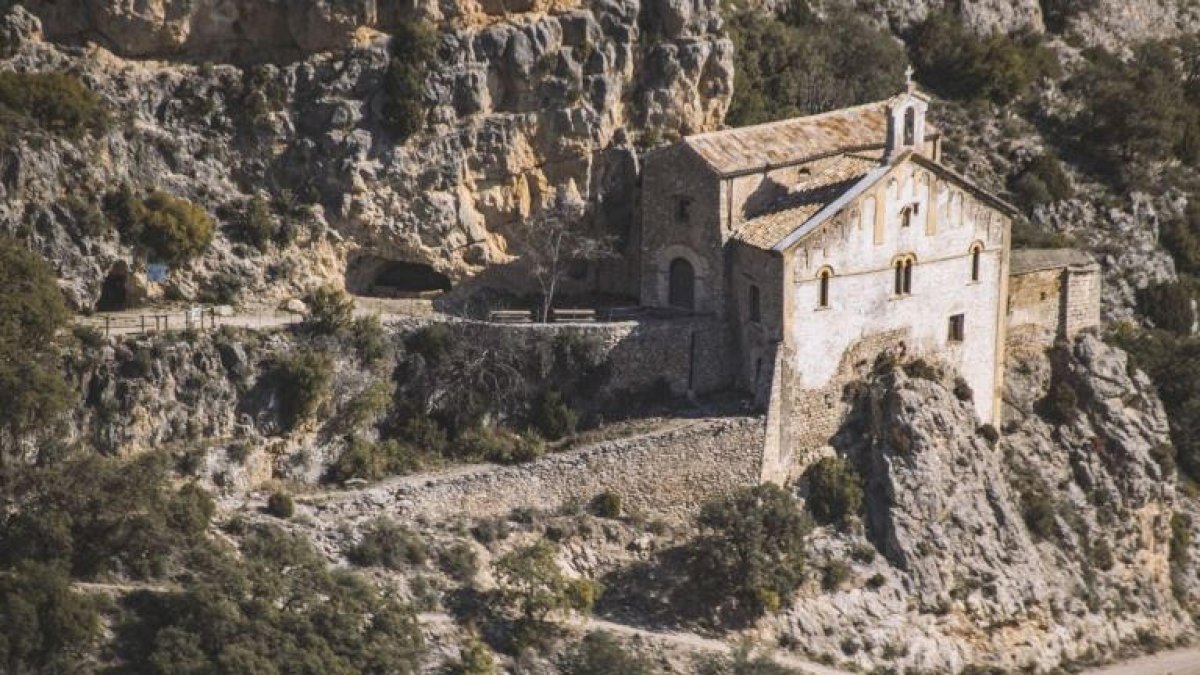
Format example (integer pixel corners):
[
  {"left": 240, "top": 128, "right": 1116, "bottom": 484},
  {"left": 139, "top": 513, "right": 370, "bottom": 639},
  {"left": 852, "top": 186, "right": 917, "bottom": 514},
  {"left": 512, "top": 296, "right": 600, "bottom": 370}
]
[
  {"left": 489, "top": 309, "right": 533, "bottom": 323},
  {"left": 552, "top": 308, "right": 596, "bottom": 323}
]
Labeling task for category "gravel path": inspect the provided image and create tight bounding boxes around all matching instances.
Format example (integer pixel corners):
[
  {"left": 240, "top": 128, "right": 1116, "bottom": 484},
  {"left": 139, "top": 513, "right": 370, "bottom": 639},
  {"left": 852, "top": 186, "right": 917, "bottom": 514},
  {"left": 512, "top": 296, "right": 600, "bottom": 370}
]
[{"left": 1081, "top": 648, "right": 1200, "bottom": 675}]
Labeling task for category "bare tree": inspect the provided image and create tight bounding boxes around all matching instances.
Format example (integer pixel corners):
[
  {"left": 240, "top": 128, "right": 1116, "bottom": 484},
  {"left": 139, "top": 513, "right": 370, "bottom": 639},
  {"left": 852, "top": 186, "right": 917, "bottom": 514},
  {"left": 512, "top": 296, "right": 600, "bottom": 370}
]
[{"left": 516, "top": 191, "right": 615, "bottom": 323}]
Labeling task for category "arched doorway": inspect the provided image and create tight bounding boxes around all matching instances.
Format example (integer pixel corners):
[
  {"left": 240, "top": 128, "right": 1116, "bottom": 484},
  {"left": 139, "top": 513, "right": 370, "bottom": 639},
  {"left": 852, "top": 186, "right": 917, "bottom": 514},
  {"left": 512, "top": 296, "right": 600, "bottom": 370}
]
[{"left": 668, "top": 257, "right": 695, "bottom": 310}]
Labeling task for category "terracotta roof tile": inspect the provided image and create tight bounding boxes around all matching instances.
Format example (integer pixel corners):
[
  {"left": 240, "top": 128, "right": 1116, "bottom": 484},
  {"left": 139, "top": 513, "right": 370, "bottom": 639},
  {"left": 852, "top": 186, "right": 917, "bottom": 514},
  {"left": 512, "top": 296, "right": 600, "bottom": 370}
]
[{"left": 732, "top": 154, "right": 880, "bottom": 250}]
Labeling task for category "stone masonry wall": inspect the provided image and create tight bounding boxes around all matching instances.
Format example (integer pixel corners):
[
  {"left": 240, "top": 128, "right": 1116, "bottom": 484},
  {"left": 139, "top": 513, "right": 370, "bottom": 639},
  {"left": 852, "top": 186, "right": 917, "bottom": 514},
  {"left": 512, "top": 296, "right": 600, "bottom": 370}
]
[
  {"left": 1064, "top": 264, "right": 1102, "bottom": 337},
  {"left": 1007, "top": 262, "right": 1102, "bottom": 343},
  {"left": 770, "top": 329, "right": 910, "bottom": 481},
  {"left": 459, "top": 315, "right": 734, "bottom": 397},
  {"left": 328, "top": 416, "right": 766, "bottom": 524},
  {"left": 1007, "top": 267, "right": 1063, "bottom": 336}
]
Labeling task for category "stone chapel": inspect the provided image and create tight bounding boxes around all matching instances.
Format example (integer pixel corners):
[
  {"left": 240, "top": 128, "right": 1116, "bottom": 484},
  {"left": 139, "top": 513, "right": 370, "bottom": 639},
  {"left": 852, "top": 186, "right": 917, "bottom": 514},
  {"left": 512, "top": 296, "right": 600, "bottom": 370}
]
[{"left": 638, "top": 85, "right": 1101, "bottom": 480}]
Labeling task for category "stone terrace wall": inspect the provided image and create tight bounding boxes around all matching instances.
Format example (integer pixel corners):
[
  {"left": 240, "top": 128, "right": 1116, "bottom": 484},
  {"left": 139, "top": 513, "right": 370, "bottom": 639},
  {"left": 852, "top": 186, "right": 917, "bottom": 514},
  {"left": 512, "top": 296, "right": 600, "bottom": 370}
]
[
  {"left": 457, "top": 315, "right": 735, "bottom": 397},
  {"left": 325, "top": 417, "right": 766, "bottom": 524}
]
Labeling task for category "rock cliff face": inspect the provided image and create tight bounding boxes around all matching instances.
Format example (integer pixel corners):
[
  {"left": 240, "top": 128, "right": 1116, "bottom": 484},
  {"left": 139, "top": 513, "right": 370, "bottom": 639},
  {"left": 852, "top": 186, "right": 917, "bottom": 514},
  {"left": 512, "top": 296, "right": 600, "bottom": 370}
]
[
  {"left": 778, "top": 335, "right": 1195, "bottom": 671},
  {"left": 0, "top": 0, "right": 730, "bottom": 309}
]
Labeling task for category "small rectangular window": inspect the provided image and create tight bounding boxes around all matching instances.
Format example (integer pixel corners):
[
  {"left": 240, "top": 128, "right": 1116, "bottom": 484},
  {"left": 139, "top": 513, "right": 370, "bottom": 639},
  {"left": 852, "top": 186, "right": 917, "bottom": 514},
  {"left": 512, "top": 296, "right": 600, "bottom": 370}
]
[
  {"left": 948, "top": 314, "right": 965, "bottom": 342},
  {"left": 675, "top": 196, "right": 692, "bottom": 223}
]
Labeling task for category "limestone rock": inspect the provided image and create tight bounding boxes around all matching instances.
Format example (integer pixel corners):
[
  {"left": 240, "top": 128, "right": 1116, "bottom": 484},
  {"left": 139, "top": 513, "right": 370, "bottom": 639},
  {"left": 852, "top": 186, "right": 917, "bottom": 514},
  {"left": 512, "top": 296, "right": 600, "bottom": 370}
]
[{"left": 777, "top": 335, "right": 1191, "bottom": 672}]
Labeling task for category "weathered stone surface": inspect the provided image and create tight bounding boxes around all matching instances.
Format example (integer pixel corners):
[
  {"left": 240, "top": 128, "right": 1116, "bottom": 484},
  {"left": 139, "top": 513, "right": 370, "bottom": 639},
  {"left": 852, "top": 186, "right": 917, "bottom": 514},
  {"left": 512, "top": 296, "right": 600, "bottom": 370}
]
[
  {"left": 0, "top": 0, "right": 731, "bottom": 310},
  {"left": 775, "top": 334, "right": 1191, "bottom": 672}
]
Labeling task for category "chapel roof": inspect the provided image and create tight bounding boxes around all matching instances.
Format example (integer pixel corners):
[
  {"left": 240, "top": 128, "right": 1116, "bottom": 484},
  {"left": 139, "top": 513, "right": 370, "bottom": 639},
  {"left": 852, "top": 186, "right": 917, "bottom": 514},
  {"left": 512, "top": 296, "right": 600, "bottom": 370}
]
[
  {"left": 732, "top": 154, "right": 881, "bottom": 249},
  {"left": 732, "top": 150, "right": 1019, "bottom": 252},
  {"left": 682, "top": 96, "right": 939, "bottom": 177}
]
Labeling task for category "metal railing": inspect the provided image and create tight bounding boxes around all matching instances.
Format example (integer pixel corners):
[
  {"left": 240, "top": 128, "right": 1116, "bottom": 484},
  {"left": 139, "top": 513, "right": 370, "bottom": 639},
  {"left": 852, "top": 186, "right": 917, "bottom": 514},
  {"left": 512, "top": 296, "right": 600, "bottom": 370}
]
[{"left": 76, "top": 307, "right": 304, "bottom": 337}]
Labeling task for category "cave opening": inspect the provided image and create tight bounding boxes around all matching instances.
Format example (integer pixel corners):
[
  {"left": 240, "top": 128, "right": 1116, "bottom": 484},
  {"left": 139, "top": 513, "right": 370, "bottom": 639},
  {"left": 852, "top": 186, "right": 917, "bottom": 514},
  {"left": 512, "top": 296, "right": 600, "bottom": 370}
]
[
  {"left": 347, "top": 256, "right": 453, "bottom": 297},
  {"left": 96, "top": 263, "right": 136, "bottom": 312}
]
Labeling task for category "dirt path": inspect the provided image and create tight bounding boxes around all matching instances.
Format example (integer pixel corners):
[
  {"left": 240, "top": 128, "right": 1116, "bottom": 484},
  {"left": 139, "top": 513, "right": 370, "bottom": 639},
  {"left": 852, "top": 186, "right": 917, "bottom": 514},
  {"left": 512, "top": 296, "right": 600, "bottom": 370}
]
[
  {"left": 417, "top": 612, "right": 850, "bottom": 674},
  {"left": 1081, "top": 648, "right": 1200, "bottom": 675}
]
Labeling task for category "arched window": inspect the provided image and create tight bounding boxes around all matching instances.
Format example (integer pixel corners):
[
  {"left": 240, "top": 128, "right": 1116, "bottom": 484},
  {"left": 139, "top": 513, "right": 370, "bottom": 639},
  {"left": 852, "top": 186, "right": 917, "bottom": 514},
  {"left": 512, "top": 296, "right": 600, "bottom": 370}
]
[
  {"left": 668, "top": 258, "right": 695, "bottom": 310},
  {"left": 904, "top": 107, "right": 916, "bottom": 146},
  {"left": 817, "top": 267, "right": 832, "bottom": 308},
  {"left": 901, "top": 206, "right": 913, "bottom": 228},
  {"left": 970, "top": 243, "right": 983, "bottom": 282},
  {"left": 748, "top": 284, "right": 761, "bottom": 323},
  {"left": 893, "top": 255, "right": 915, "bottom": 296}
]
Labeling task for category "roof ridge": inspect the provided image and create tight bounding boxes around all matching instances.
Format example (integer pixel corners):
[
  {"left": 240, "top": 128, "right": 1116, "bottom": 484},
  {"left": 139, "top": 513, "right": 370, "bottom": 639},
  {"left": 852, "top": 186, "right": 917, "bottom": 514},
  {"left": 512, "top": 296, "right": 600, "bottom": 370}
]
[{"left": 683, "top": 99, "right": 890, "bottom": 144}]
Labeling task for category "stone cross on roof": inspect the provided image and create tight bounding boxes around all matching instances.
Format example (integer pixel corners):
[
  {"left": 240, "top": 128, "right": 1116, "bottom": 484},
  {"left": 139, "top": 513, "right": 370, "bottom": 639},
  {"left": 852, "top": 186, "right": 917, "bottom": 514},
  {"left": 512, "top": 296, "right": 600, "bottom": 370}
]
[{"left": 905, "top": 65, "right": 916, "bottom": 93}]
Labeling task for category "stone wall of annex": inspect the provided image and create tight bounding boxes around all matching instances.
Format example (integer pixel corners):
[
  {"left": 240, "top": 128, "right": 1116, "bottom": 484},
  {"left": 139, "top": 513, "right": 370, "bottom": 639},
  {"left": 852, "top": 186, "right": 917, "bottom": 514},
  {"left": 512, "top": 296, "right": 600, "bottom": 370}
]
[{"left": 1007, "top": 253, "right": 1102, "bottom": 344}]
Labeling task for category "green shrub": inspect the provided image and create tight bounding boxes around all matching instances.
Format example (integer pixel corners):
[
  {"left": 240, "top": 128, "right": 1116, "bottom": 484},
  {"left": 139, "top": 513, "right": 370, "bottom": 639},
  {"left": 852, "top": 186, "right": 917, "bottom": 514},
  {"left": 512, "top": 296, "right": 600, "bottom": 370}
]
[
  {"left": 804, "top": 457, "right": 864, "bottom": 530},
  {"left": 303, "top": 285, "right": 355, "bottom": 336},
  {"left": 1170, "top": 512, "right": 1193, "bottom": 565},
  {"left": 1017, "top": 476, "right": 1058, "bottom": 541},
  {"left": 0, "top": 71, "right": 109, "bottom": 138},
  {"left": 902, "top": 358, "right": 941, "bottom": 381},
  {"left": 1009, "top": 154, "right": 1074, "bottom": 212},
  {"left": 1066, "top": 41, "right": 1200, "bottom": 178},
  {"left": 493, "top": 540, "right": 599, "bottom": 624},
  {"left": 351, "top": 314, "right": 391, "bottom": 366},
  {"left": 118, "top": 524, "right": 424, "bottom": 673},
  {"left": 459, "top": 427, "right": 545, "bottom": 464},
  {"left": 0, "top": 236, "right": 72, "bottom": 445},
  {"left": 689, "top": 484, "right": 811, "bottom": 621},
  {"left": 1137, "top": 281, "right": 1196, "bottom": 335},
  {"left": 563, "top": 631, "right": 657, "bottom": 675},
  {"left": 530, "top": 389, "right": 577, "bottom": 440},
  {"left": 0, "top": 562, "right": 101, "bottom": 673},
  {"left": 591, "top": 489, "right": 622, "bottom": 519},
  {"left": 1151, "top": 443, "right": 1178, "bottom": 476},
  {"left": 405, "top": 322, "right": 454, "bottom": 363},
  {"left": 1163, "top": 201, "right": 1200, "bottom": 275},
  {"left": 266, "top": 491, "right": 294, "bottom": 519},
  {"left": 821, "top": 560, "right": 852, "bottom": 591},
  {"left": 340, "top": 380, "right": 393, "bottom": 431},
  {"left": 908, "top": 14, "right": 1060, "bottom": 104},
  {"left": 346, "top": 518, "right": 427, "bottom": 569},
  {"left": 327, "top": 438, "right": 420, "bottom": 483},
  {"left": 105, "top": 188, "right": 215, "bottom": 264},
  {"left": 0, "top": 453, "right": 213, "bottom": 579},
  {"left": 725, "top": 8, "right": 906, "bottom": 126},
  {"left": 446, "top": 636, "right": 495, "bottom": 675},
  {"left": 381, "top": 20, "right": 436, "bottom": 140},
  {"left": 1041, "top": 380, "right": 1080, "bottom": 425},
  {"left": 228, "top": 194, "right": 277, "bottom": 250},
  {"left": 438, "top": 542, "right": 479, "bottom": 582},
  {"left": 270, "top": 349, "right": 333, "bottom": 431},
  {"left": 400, "top": 413, "right": 449, "bottom": 455},
  {"left": 1090, "top": 539, "right": 1115, "bottom": 571},
  {"left": 470, "top": 517, "right": 510, "bottom": 544}
]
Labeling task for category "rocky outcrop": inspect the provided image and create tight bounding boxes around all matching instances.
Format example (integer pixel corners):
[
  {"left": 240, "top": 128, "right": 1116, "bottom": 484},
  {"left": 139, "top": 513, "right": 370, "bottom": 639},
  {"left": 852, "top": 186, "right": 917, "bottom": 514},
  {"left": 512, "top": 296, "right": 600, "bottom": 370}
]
[
  {"left": 776, "top": 335, "right": 1193, "bottom": 672},
  {"left": 0, "top": 1, "right": 730, "bottom": 309}
]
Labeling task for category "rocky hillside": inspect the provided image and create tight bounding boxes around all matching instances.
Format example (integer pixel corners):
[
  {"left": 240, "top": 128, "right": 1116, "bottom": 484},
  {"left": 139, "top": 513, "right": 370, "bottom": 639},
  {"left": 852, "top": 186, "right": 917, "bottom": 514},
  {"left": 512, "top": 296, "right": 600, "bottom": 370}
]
[
  {"left": 0, "top": 0, "right": 729, "bottom": 310},
  {"left": 769, "top": 335, "right": 1197, "bottom": 671}
]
